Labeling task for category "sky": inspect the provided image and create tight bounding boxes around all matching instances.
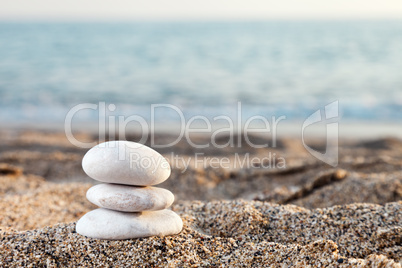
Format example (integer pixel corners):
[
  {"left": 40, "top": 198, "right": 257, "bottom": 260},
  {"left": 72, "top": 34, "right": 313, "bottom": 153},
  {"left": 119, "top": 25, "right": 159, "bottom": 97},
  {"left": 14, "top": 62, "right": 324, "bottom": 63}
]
[{"left": 1, "top": 0, "right": 402, "bottom": 21}]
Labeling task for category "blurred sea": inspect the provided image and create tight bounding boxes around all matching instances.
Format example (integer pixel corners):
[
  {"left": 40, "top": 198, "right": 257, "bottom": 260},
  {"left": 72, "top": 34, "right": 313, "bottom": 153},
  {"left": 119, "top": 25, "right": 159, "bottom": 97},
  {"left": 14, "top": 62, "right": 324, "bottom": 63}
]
[{"left": 0, "top": 21, "right": 401, "bottom": 124}]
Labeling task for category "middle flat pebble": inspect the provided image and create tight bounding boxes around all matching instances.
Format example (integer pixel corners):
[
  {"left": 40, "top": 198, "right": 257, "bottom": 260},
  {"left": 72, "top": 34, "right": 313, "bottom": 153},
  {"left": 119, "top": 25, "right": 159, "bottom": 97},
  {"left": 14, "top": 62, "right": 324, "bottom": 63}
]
[{"left": 87, "top": 184, "right": 175, "bottom": 212}]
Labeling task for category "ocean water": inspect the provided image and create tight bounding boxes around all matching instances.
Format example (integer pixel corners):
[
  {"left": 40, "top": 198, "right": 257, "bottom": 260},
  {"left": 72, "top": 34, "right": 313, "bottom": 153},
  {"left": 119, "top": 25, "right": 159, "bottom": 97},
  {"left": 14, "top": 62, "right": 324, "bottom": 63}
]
[{"left": 0, "top": 21, "right": 401, "bottom": 124}]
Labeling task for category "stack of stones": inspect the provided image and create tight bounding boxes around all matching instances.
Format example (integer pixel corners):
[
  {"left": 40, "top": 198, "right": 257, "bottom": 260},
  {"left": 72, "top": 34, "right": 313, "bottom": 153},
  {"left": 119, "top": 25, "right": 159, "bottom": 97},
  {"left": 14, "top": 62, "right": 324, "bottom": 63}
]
[{"left": 76, "top": 140, "right": 183, "bottom": 240}]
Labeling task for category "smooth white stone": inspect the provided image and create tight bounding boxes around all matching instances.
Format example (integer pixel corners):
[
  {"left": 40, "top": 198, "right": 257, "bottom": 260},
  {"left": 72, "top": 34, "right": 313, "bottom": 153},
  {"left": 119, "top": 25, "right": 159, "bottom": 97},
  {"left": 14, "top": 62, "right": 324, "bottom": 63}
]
[
  {"left": 86, "top": 184, "right": 175, "bottom": 212},
  {"left": 76, "top": 208, "right": 183, "bottom": 240},
  {"left": 82, "top": 141, "right": 170, "bottom": 186}
]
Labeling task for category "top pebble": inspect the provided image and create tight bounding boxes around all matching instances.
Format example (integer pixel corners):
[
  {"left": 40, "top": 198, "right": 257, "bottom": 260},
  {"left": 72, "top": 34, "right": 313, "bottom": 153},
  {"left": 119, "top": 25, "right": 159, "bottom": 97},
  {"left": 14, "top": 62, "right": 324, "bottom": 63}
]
[{"left": 82, "top": 140, "right": 171, "bottom": 186}]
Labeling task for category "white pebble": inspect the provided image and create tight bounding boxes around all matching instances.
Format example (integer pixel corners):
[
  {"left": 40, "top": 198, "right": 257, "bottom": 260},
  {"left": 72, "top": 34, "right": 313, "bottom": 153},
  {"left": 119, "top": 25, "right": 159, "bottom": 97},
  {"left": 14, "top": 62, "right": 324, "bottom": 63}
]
[
  {"left": 82, "top": 141, "right": 170, "bottom": 186},
  {"left": 76, "top": 208, "right": 183, "bottom": 240},
  {"left": 86, "top": 184, "right": 175, "bottom": 212}
]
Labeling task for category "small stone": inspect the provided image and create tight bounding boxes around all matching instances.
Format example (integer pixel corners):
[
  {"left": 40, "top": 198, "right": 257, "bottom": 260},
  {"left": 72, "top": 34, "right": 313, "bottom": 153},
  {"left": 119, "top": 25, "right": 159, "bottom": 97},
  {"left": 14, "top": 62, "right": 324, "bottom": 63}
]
[
  {"left": 86, "top": 184, "right": 175, "bottom": 212},
  {"left": 76, "top": 208, "right": 183, "bottom": 240},
  {"left": 82, "top": 141, "right": 171, "bottom": 186},
  {"left": 333, "top": 169, "right": 348, "bottom": 180}
]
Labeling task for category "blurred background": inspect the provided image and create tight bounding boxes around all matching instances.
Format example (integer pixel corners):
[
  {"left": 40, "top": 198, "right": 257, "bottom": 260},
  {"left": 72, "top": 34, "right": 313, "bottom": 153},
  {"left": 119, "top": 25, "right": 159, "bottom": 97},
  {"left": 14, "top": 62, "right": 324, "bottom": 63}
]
[{"left": 0, "top": 0, "right": 401, "bottom": 133}]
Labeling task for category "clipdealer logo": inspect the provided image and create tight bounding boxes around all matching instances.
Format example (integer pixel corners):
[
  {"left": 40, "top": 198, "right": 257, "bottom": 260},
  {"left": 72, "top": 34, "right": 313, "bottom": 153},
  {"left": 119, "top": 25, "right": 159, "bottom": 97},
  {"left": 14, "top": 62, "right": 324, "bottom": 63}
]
[
  {"left": 64, "top": 101, "right": 339, "bottom": 167},
  {"left": 302, "top": 101, "right": 339, "bottom": 167}
]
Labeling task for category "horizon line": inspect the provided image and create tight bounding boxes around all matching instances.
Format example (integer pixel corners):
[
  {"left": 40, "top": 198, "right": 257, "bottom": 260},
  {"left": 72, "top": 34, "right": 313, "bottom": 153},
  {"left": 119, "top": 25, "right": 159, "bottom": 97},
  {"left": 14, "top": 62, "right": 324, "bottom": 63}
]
[{"left": 1, "top": 17, "right": 402, "bottom": 23}]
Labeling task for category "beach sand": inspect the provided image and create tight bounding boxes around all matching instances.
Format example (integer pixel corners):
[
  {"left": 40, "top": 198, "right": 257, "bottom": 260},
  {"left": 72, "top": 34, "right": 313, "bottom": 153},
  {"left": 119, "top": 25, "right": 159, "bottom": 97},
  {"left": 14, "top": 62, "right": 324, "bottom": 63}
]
[{"left": 0, "top": 129, "right": 401, "bottom": 267}]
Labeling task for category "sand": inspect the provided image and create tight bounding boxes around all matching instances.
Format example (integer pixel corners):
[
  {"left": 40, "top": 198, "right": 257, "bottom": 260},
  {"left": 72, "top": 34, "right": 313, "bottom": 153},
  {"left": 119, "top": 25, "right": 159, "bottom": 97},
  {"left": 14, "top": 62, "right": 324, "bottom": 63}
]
[{"left": 0, "top": 129, "right": 401, "bottom": 267}]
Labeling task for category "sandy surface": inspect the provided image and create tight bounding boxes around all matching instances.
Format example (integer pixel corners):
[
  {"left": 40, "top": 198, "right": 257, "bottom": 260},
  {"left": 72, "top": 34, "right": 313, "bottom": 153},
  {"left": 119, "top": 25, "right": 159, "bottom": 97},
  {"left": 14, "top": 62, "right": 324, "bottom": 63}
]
[{"left": 0, "top": 129, "right": 401, "bottom": 266}]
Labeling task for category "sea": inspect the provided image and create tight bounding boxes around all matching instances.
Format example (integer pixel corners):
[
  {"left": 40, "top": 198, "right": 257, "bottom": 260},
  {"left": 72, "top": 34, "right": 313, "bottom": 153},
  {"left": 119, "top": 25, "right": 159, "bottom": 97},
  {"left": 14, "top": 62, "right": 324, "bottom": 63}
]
[{"left": 0, "top": 20, "right": 401, "bottom": 126}]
